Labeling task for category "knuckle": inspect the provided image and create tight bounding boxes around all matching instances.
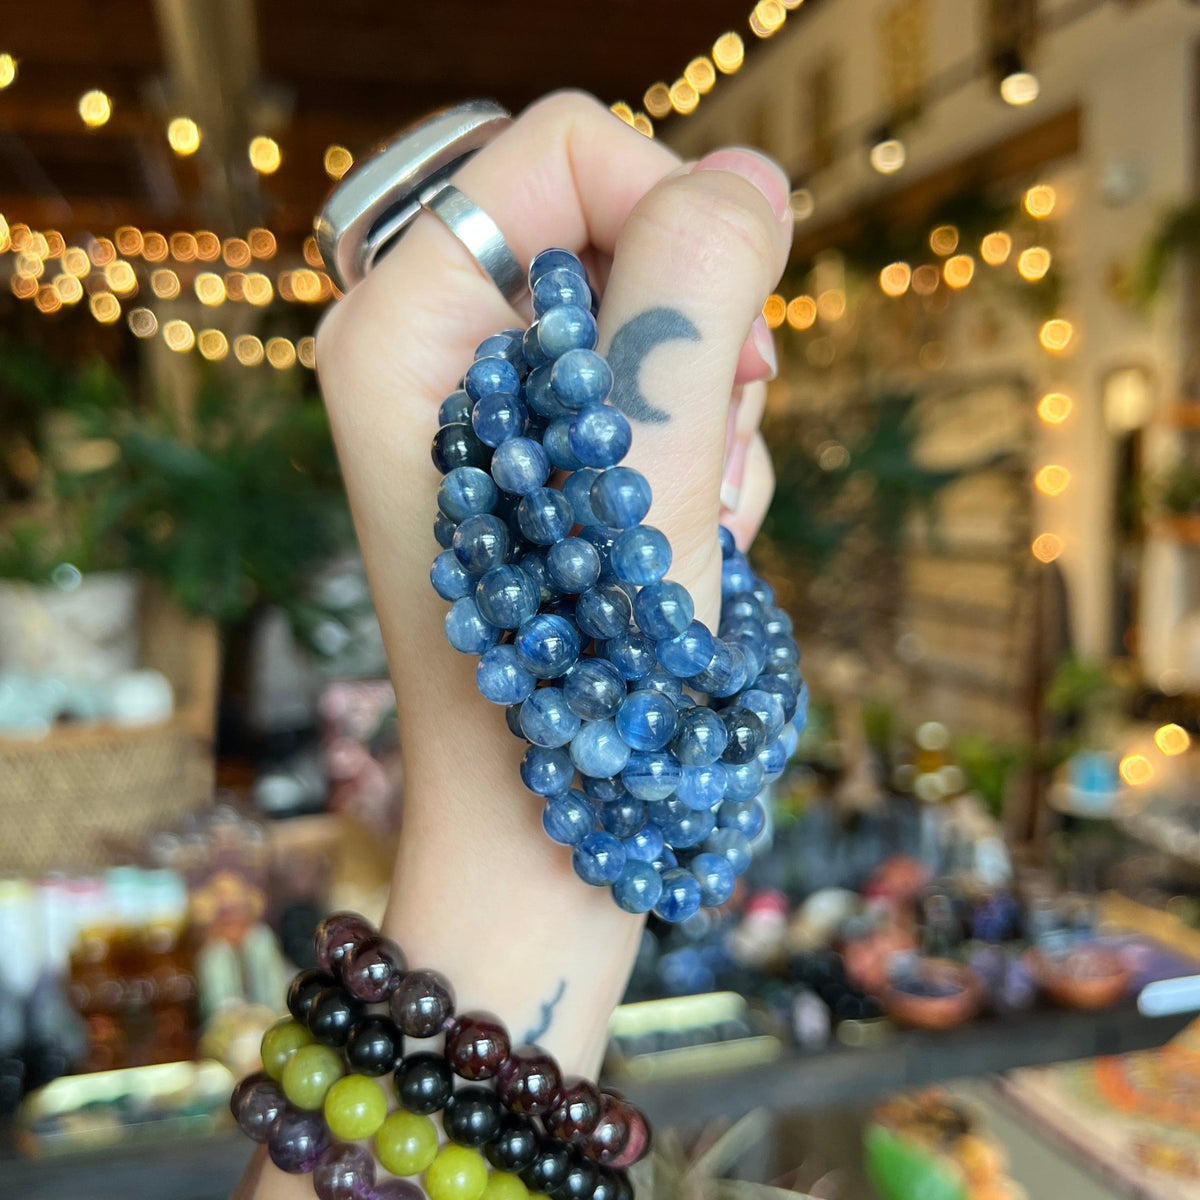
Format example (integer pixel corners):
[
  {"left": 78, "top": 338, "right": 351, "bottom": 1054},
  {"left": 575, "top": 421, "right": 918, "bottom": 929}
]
[{"left": 524, "top": 88, "right": 606, "bottom": 129}]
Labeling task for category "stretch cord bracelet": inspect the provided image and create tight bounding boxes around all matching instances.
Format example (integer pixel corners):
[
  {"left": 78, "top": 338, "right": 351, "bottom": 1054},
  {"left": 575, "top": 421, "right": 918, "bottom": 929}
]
[
  {"left": 231, "top": 911, "right": 649, "bottom": 1200},
  {"left": 429, "top": 248, "right": 807, "bottom": 922}
]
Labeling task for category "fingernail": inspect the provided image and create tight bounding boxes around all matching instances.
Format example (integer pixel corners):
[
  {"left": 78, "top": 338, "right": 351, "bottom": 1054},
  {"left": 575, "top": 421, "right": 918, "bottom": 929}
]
[
  {"left": 694, "top": 148, "right": 791, "bottom": 222},
  {"left": 721, "top": 435, "right": 750, "bottom": 514},
  {"left": 750, "top": 315, "right": 777, "bottom": 381}
]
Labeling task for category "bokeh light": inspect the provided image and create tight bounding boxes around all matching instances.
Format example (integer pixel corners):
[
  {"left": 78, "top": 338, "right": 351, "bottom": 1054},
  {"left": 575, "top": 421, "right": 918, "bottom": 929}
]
[
  {"left": 1025, "top": 184, "right": 1056, "bottom": 218},
  {"left": 1018, "top": 246, "right": 1052, "bottom": 281},
  {"left": 194, "top": 272, "right": 226, "bottom": 306},
  {"left": 1038, "top": 392, "right": 1073, "bottom": 424},
  {"left": 162, "top": 319, "right": 196, "bottom": 352},
  {"left": 786, "top": 296, "right": 817, "bottom": 330},
  {"left": 234, "top": 334, "right": 265, "bottom": 366},
  {"left": 762, "top": 294, "right": 786, "bottom": 329},
  {"left": 266, "top": 337, "right": 297, "bottom": 369},
  {"left": 167, "top": 117, "right": 201, "bottom": 155},
  {"left": 869, "top": 138, "right": 906, "bottom": 174},
  {"left": 198, "top": 329, "right": 229, "bottom": 361},
  {"left": 78, "top": 89, "right": 112, "bottom": 127},
  {"left": 685, "top": 57, "right": 716, "bottom": 95},
  {"left": 89, "top": 293, "right": 121, "bottom": 323},
  {"left": 1155, "top": 724, "right": 1190, "bottom": 756},
  {"left": 1119, "top": 754, "right": 1154, "bottom": 786},
  {"left": 323, "top": 145, "right": 353, "bottom": 179},
  {"left": 0, "top": 53, "right": 16, "bottom": 90},
  {"left": 1039, "top": 318, "right": 1075, "bottom": 353},
  {"left": 1035, "top": 464, "right": 1071, "bottom": 496},
  {"left": 128, "top": 308, "right": 158, "bottom": 338},
  {"left": 713, "top": 32, "right": 745, "bottom": 74},
  {"left": 943, "top": 255, "right": 975, "bottom": 289},
  {"left": 1031, "top": 532, "right": 1063, "bottom": 563},
  {"left": 1000, "top": 71, "right": 1040, "bottom": 107},
  {"left": 929, "top": 225, "right": 959, "bottom": 256},
  {"left": 249, "top": 136, "right": 282, "bottom": 174},
  {"left": 879, "top": 263, "right": 912, "bottom": 297},
  {"left": 669, "top": 78, "right": 699, "bottom": 115},
  {"left": 980, "top": 232, "right": 1012, "bottom": 265}
]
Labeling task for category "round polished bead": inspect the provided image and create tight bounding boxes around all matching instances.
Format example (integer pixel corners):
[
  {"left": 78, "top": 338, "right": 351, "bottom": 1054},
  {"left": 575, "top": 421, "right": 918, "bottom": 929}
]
[
  {"left": 657, "top": 803, "right": 715, "bottom": 850},
  {"left": 477, "top": 645, "right": 537, "bottom": 705},
  {"left": 308, "top": 987, "right": 364, "bottom": 1047},
  {"left": 611, "top": 860, "right": 663, "bottom": 914},
  {"left": 432, "top": 422, "right": 492, "bottom": 475},
  {"left": 315, "top": 912, "right": 374, "bottom": 974},
  {"left": 610, "top": 1102, "right": 650, "bottom": 1168},
  {"left": 439, "top": 389, "right": 474, "bottom": 426},
  {"left": 739, "top": 688, "right": 785, "bottom": 739},
  {"left": 547, "top": 538, "right": 601, "bottom": 593},
  {"left": 324, "top": 1073, "right": 388, "bottom": 1140},
  {"left": 633, "top": 581, "right": 694, "bottom": 639},
  {"left": 602, "top": 631, "right": 656, "bottom": 681},
  {"left": 269, "top": 1106, "right": 330, "bottom": 1174},
  {"left": 591, "top": 1169, "right": 624, "bottom": 1200},
  {"left": 717, "top": 798, "right": 766, "bottom": 839},
  {"left": 671, "top": 705, "right": 728, "bottom": 766},
  {"left": 548, "top": 1156, "right": 598, "bottom": 1200},
  {"left": 575, "top": 585, "right": 632, "bottom": 641},
  {"left": 758, "top": 738, "right": 789, "bottom": 782},
  {"left": 550, "top": 348, "right": 612, "bottom": 409},
  {"left": 445, "top": 1012, "right": 512, "bottom": 1081},
  {"left": 476, "top": 566, "right": 540, "bottom": 630},
  {"left": 372, "top": 1181, "right": 425, "bottom": 1200},
  {"left": 287, "top": 970, "right": 335, "bottom": 1025},
  {"left": 282, "top": 1042, "right": 345, "bottom": 1109},
  {"left": 314, "top": 1142, "right": 376, "bottom": 1200},
  {"left": 524, "top": 322, "right": 551, "bottom": 370},
  {"left": 705, "top": 827, "right": 753, "bottom": 874},
  {"left": 453, "top": 514, "right": 510, "bottom": 574},
  {"left": 723, "top": 591, "right": 763, "bottom": 623},
  {"left": 487, "top": 1114, "right": 542, "bottom": 1172},
  {"left": 582, "top": 1096, "right": 631, "bottom": 1165},
  {"left": 779, "top": 721, "right": 800, "bottom": 760},
  {"left": 621, "top": 750, "right": 682, "bottom": 802},
  {"left": 445, "top": 1084, "right": 505, "bottom": 1147},
  {"left": 692, "top": 851, "right": 737, "bottom": 907},
  {"left": 435, "top": 510, "right": 458, "bottom": 549},
  {"left": 520, "top": 1142, "right": 572, "bottom": 1193},
  {"left": 563, "top": 468, "right": 601, "bottom": 525},
  {"left": 232, "top": 1072, "right": 285, "bottom": 1141},
  {"left": 630, "top": 667, "right": 683, "bottom": 700},
  {"left": 570, "top": 720, "right": 631, "bottom": 778},
  {"left": 521, "top": 746, "right": 575, "bottom": 796},
  {"left": 588, "top": 468, "right": 651, "bottom": 530},
  {"left": 676, "top": 762, "right": 727, "bottom": 811},
  {"left": 394, "top": 1051, "right": 455, "bottom": 1115},
  {"left": 753, "top": 674, "right": 799, "bottom": 722},
  {"left": 533, "top": 268, "right": 591, "bottom": 316},
  {"left": 432, "top": 550, "right": 475, "bottom": 601},
  {"left": 376, "top": 1111, "right": 439, "bottom": 1177},
  {"left": 623, "top": 823, "right": 665, "bottom": 864},
  {"left": 446, "top": 597, "right": 502, "bottom": 656},
  {"left": 598, "top": 795, "right": 645, "bottom": 838},
  {"left": 497, "top": 1045, "right": 564, "bottom": 1116},
  {"left": 688, "top": 640, "right": 733, "bottom": 694},
  {"left": 563, "top": 660, "right": 625, "bottom": 721},
  {"left": 344, "top": 1013, "right": 403, "bottom": 1077},
  {"left": 473, "top": 393, "right": 528, "bottom": 447},
  {"left": 530, "top": 248, "right": 584, "bottom": 284},
  {"left": 389, "top": 968, "right": 455, "bottom": 1038},
  {"left": 572, "top": 832, "right": 626, "bottom": 886},
  {"left": 611, "top": 526, "right": 671, "bottom": 586},
  {"left": 520, "top": 688, "right": 582, "bottom": 748},
  {"left": 724, "top": 757, "right": 765, "bottom": 801},
  {"left": 517, "top": 488, "right": 573, "bottom": 545},
  {"left": 515, "top": 614, "right": 581, "bottom": 679},
  {"left": 568, "top": 406, "right": 631, "bottom": 469},
  {"left": 465, "top": 355, "right": 521, "bottom": 402},
  {"left": 614, "top": 690, "right": 678, "bottom": 752},
  {"left": 261, "top": 1017, "right": 315, "bottom": 1080},
  {"left": 427, "top": 1146, "right": 491, "bottom": 1200},
  {"left": 476, "top": 328, "right": 525, "bottom": 367},
  {"left": 542, "top": 791, "right": 596, "bottom": 846},
  {"left": 491, "top": 437, "right": 551, "bottom": 495},
  {"left": 581, "top": 774, "right": 625, "bottom": 803},
  {"left": 542, "top": 1078, "right": 602, "bottom": 1142},
  {"left": 524, "top": 363, "right": 564, "bottom": 417},
  {"left": 721, "top": 555, "right": 755, "bottom": 594},
  {"left": 719, "top": 707, "right": 767, "bottom": 764},
  {"left": 482, "top": 1172, "right": 530, "bottom": 1200},
  {"left": 538, "top": 305, "right": 597, "bottom": 357},
  {"left": 341, "top": 935, "right": 405, "bottom": 1002},
  {"left": 543, "top": 416, "right": 585, "bottom": 470},
  {"left": 653, "top": 868, "right": 703, "bottom": 922},
  {"left": 439, "top": 466, "right": 499, "bottom": 520},
  {"left": 519, "top": 549, "right": 555, "bottom": 603}
]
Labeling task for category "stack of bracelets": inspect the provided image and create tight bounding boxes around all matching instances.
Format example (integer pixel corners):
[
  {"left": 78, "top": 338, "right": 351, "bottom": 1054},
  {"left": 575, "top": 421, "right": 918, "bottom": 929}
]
[
  {"left": 429, "top": 247, "right": 806, "bottom": 922},
  {"left": 232, "top": 912, "right": 650, "bottom": 1199}
]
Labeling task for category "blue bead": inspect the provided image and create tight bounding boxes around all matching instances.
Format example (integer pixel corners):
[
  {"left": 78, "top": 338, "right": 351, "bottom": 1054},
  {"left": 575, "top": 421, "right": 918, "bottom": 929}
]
[
  {"left": 523, "top": 322, "right": 551, "bottom": 370},
  {"left": 438, "top": 465, "right": 498, "bottom": 520},
  {"left": 671, "top": 705, "right": 728, "bottom": 766},
  {"left": 654, "top": 869, "right": 702, "bottom": 923},
  {"left": 517, "top": 549, "right": 553, "bottom": 603},
  {"left": 572, "top": 831, "right": 627, "bottom": 886},
  {"left": 624, "top": 823, "right": 665, "bottom": 864},
  {"left": 524, "top": 365, "right": 567, "bottom": 419},
  {"left": 546, "top": 538, "right": 601, "bottom": 593},
  {"left": 537, "top": 304, "right": 597, "bottom": 358},
  {"left": 528, "top": 248, "right": 584, "bottom": 286},
  {"left": 603, "top": 630, "right": 657, "bottom": 681},
  {"left": 563, "top": 468, "right": 601, "bottom": 524},
  {"left": 612, "top": 526, "right": 672, "bottom": 586},
  {"left": 779, "top": 721, "right": 799, "bottom": 759},
  {"left": 582, "top": 775, "right": 625, "bottom": 803},
  {"left": 520, "top": 746, "right": 574, "bottom": 797},
  {"left": 516, "top": 488, "right": 573, "bottom": 545},
  {"left": 475, "top": 329, "right": 526, "bottom": 370},
  {"left": 476, "top": 644, "right": 536, "bottom": 705},
  {"left": 464, "top": 355, "right": 521, "bottom": 401},
  {"left": 753, "top": 674, "right": 798, "bottom": 722},
  {"left": 724, "top": 758, "right": 766, "bottom": 802},
  {"left": 575, "top": 585, "right": 632, "bottom": 640},
  {"left": 763, "top": 605, "right": 794, "bottom": 637},
  {"left": 439, "top": 389, "right": 473, "bottom": 425},
  {"left": 615, "top": 690, "right": 678, "bottom": 752},
  {"left": 633, "top": 581, "right": 694, "bottom": 639},
  {"left": 505, "top": 703, "right": 526, "bottom": 740},
  {"left": 589, "top": 468, "right": 652, "bottom": 529},
  {"left": 739, "top": 688, "right": 785, "bottom": 739},
  {"left": 444, "top": 597, "right": 501, "bottom": 655},
  {"left": 434, "top": 510, "right": 457, "bottom": 549},
  {"left": 542, "top": 790, "right": 596, "bottom": 845},
  {"left": 514, "top": 613, "right": 580, "bottom": 678},
  {"left": 570, "top": 719, "right": 631, "bottom": 777},
  {"left": 726, "top": 631, "right": 767, "bottom": 682},
  {"left": 659, "top": 805, "right": 715, "bottom": 849},
  {"left": 489, "top": 437, "right": 550, "bottom": 495},
  {"left": 563, "top": 659, "right": 625, "bottom": 720},
  {"left": 676, "top": 763, "right": 728, "bottom": 811},
  {"left": 520, "top": 688, "right": 582, "bottom": 748},
  {"left": 452, "top": 513, "right": 509, "bottom": 574},
  {"left": 622, "top": 750, "right": 682, "bottom": 802},
  {"left": 758, "top": 738, "right": 788, "bottom": 781},
  {"left": 718, "top": 525, "right": 737, "bottom": 559},
  {"left": 475, "top": 565, "right": 539, "bottom": 629},
  {"left": 717, "top": 799, "right": 766, "bottom": 839},
  {"left": 568, "top": 406, "right": 632, "bottom": 468},
  {"left": 691, "top": 852, "right": 736, "bottom": 907},
  {"left": 532, "top": 267, "right": 591, "bottom": 316},
  {"left": 723, "top": 592, "right": 763, "bottom": 623},
  {"left": 687, "top": 640, "right": 733, "bottom": 693},
  {"left": 721, "top": 555, "right": 755, "bottom": 595},
  {"left": 579, "top": 524, "right": 621, "bottom": 580},
  {"left": 542, "top": 417, "right": 584, "bottom": 470},
  {"left": 430, "top": 550, "right": 473, "bottom": 600},
  {"left": 472, "top": 392, "right": 527, "bottom": 446},
  {"left": 612, "top": 860, "right": 664, "bottom": 914},
  {"left": 712, "top": 643, "right": 752, "bottom": 698},
  {"left": 550, "top": 349, "right": 612, "bottom": 410},
  {"left": 705, "top": 827, "right": 752, "bottom": 874},
  {"left": 599, "top": 795, "right": 646, "bottom": 838}
]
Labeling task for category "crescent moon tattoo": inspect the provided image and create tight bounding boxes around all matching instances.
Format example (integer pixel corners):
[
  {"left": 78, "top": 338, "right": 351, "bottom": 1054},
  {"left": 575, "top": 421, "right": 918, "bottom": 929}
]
[{"left": 606, "top": 306, "right": 701, "bottom": 424}]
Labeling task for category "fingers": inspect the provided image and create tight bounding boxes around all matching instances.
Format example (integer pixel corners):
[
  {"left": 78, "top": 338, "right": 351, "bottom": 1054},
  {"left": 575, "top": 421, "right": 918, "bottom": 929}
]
[
  {"left": 721, "top": 379, "right": 767, "bottom": 513},
  {"left": 723, "top": 433, "right": 776, "bottom": 552}
]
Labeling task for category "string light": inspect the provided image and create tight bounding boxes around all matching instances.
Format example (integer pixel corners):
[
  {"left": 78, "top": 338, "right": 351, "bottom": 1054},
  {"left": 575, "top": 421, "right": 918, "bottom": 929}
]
[
  {"left": 0, "top": 53, "right": 16, "bottom": 90},
  {"left": 195, "top": 231, "right": 221, "bottom": 261},
  {"left": 762, "top": 294, "right": 786, "bottom": 328},
  {"left": 224, "top": 272, "right": 245, "bottom": 301},
  {"left": 323, "top": 145, "right": 353, "bottom": 180},
  {"left": 869, "top": 136, "right": 906, "bottom": 175},
  {"left": 234, "top": 335, "right": 264, "bottom": 366},
  {"left": 243, "top": 272, "right": 274, "bottom": 305},
  {"left": 669, "top": 78, "right": 699, "bottom": 115},
  {"left": 980, "top": 231, "right": 1012, "bottom": 266},
  {"left": 151, "top": 268, "right": 181, "bottom": 299},
  {"left": 162, "top": 319, "right": 196, "bottom": 352},
  {"left": 104, "top": 260, "right": 137, "bottom": 295},
  {"left": 610, "top": 102, "right": 635, "bottom": 126},
  {"left": 114, "top": 226, "right": 144, "bottom": 256},
  {"left": 1039, "top": 318, "right": 1075, "bottom": 353},
  {"left": 712, "top": 32, "right": 745, "bottom": 74},
  {"left": 266, "top": 337, "right": 297, "bottom": 369},
  {"left": 1024, "top": 185, "right": 1056, "bottom": 218},
  {"left": 128, "top": 308, "right": 158, "bottom": 338},
  {"left": 1035, "top": 464, "right": 1070, "bottom": 496},
  {"left": 249, "top": 136, "right": 281, "bottom": 174},
  {"left": 198, "top": 329, "right": 229, "bottom": 361},
  {"left": 298, "top": 336, "right": 317, "bottom": 369},
  {"left": 89, "top": 293, "right": 120, "bottom": 324},
  {"left": 643, "top": 83, "right": 672, "bottom": 119},
  {"left": 1155, "top": 724, "right": 1190, "bottom": 756},
  {"left": 1018, "top": 246, "right": 1051, "bottom": 281},
  {"left": 52, "top": 274, "right": 83, "bottom": 305},
  {"left": 631, "top": 115, "right": 654, "bottom": 138},
  {"left": 789, "top": 188, "right": 815, "bottom": 222},
  {"left": 62, "top": 247, "right": 90, "bottom": 277},
  {"left": 929, "top": 225, "right": 959, "bottom": 256},
  {"left": 170, "top": 232, "right": 198, "bottom": 262},
  {"left": 248, "top": 228, "right": 277, "bottom": 259},
  {"left": 0, "top": 214, "right": 9, "bottom": 252},
  {"left": 35, "top": 285, "right": 61, "bottom": 314},
  {"left": 194, "top": 272, "right": 226, "bottom": 305},
  {"left": 291, "top": 269, "right": 322, "bottom": 303},
  {"left": 78, "top": 89, "right": 112, "bottom": 127},
  {"left": 786, "top": 296, "right": 817, "bottom": 330},
  {"left": 8, "top": 223, "right": 30, "bottom": 252},
  {"left": 911, "top": 265, "right": 940, "bottom": 295},
  {"left": 1031, "top": 532, "right": 1063, "bottom": 563},
  {"left": 684, "top": 57, "right": 716, "bottom": 94},
  {"left": 43, "top": 231, "right": 64, "bottom": 257},
  {"left": 223, "top": 237, "right": 252, "bottom": 268},
  {"left": 167, "top": 117, "right": 201, "bottom": 155},
  {"left": 1119, "top": 754, "right": 1154, "bottom": 786},
  {"left": 10, "top": 276, "right": 37, "bottom": 300},
  {"left": 1038, "top": 392, "right": 1073, "bottom": 424},
  {"left": 879, "top": 262, "right": 911, "bottom": 297},
  {"left": 88, "top": 237, "right": 116, "bottom": 266},
  {"left": 750, "top": 0, "right": 786, "bottom": 37},
  {"left": 943, "top": 254, "right": 975, "bottom": 289},
  {"left": 142, "top": 232, "right": 169, "bottom": 262},
  {"left": 1000, "top": 69, "right": 1039, "bottom": 107}
]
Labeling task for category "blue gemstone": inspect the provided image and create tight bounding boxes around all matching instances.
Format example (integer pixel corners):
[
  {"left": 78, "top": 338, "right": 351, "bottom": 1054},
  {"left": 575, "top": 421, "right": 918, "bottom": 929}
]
[
  {"left": 705, "top": 827, "right": 752, "bottom": 874},
  {"left": 569, "top": 719, "right": 631, "bottom": 777},
  {"left": 739, "top": 687, "right": 785, "bottom": 739},
  {"left": 524, "top": 365, "right": 567, "bottom": 419},
  {"left": 575, "top": 585, "right": 632, "bottom": 640},
  {"left": 546, "top": 538, "right": 601, "bottom": 593},
  {"left": 464, "top": 355, "right": 521, "bottom": 401},
  {"left": 757, "top": 738, "right": 788, "bottom": 781},
  {"left": 542, "top": 790, "right": 596, "bottom": 845},
  {"left": 671, "top": 706, "right": 728, "bottom": 766},
  {"left": 721, "top": 555, "right": 755, "bottom": 595},
  {"left": 726, "top": 630, "right": 767, "bottom": 682},
  {"left": 622, "top": 750, "right": 682, "bottom": 802},
  {"left": 654, "top": 869, "right": 702, "bottom": 923},
  {"left": 550, "top": 349, "right": 612, "bottom": 410},
  {"left": 723, "top": 592, "right": 763, "bottom": 623},
  {"left": 763, "top": 606, "right": 794, "bottom": 637},
  {"left": 624, "top": 824, "right": 665, "bottom": 864},
  {"left": 475, "top": 565, "right": 539, "bottom": 629},
  {"left": 438, "top": 389, "right": 473, "bottom": 425},
  {"left": 505, "top": 703, "right": 526, "bottom": 740},
  {"left": 563, "top": 659, "right": 625, "bottom": 720},
  {"left": 572, "top": 831, "right": 626, "bottom": 886},
  {"left": 563, "top": 468, "right": 601, "bottom": 524},
  {"left": 687, "top": 640, "right": 733, "bottom": 694},
  {"left": 764, "top": 632, "right": 800, "bottom": 671},
  {"left": 753, "top": 674, "right": 798, "bottom": 722},
  {"left": 612, "top": 860, "right": 664, "bottom": 914},
  {"left": 542, "top": 417, "right": 584, "bottom": 470},
  {"left": 568, "top": 406, "right": 632, "bottom": 468},
  {"left": 589, "top": 468, "right": 652, "bottom": 529},
  {"left": 691, "top": 851, "right": 736, "bottom": 907},
  {"left": 711, "top": 643, "right": 752, "bottom": 698},
  {"left": 430, "top": 550, "right": 473, "bottom": 601},
  {"left": 599, "top": 797, "right": 646, "bottom": 840},
  {"left": 633, "top": 581, "right": 694, "bottom": 639},
  {"left": 581, "top": 775, "right": 625, "bottom": 803},
  {"left": 537, "top": 304, "right": 597, "bottom": 358},
  {"left": 578, "top": 524, "right": 621, "bottom": 580},
  {"left": 630, "top": 668, "right": 684, "bottom": 703},
  {"left": 516, "top": 488, "right": 573, "bottom": 545},
  {"left": 474, "top": 328, "right": 525, "bottom": 370},
  {"left": 452, "top": 513, "right": 509, "bottom": 574},
  {"left": 514, "top": 613, "right": 580, "bottom": 678},
  {"left": 444, "top": 597, "right": 501, "bottom": 655},
  {"left": 523, "top": 323, "right": 551, "bottom": 370},
  {"left": 676, "top": 763, "right": 728, "bottom": 811},
  {"left": 520, "top": 746, "right": 575, "bottom": 797},
  {"left": 718, "top": 525, "right": 737, "bottom": 559},
  {"left": 476, "top": 644, "right": 536, "bottom": 705},
  {"left": 434, "top": 510, "right": 457, "bottom": 549},
  {"left": 659, "top": 805, "right": 715, "bottom": 849},
  {"left": 779, "top": 721, "right": 800, "bottom": 759},
  {"left": 517, "top": 549, "right": 553, "bottom": 603},
  {"left": 532, "top": 267, "right": 591, "bottom": 316},
  {"left": 520, "top": 688, "right": 582, "bottom": 748},
  {"left": 472, "top": 392, "right": 527, "bottom": 446},
  {"left": 489, "top": 437, "right": 550, "bottom": 495},
  {"left": 724, "top": 758, "right": 766, "bottom": 802},
  {"left": 611, "top": 526, "right": 672, "bottom": 586},
  {"left": 528, "top": 248, "right": 584, "bottom": 286},
  {"left": 602, "top": 630, "right": 656, "bottom": 682},
  {"left": 438, "top": 466, "right": 498, "bottom": 520},
  {"left": 717, "top": 799, "right": 766, "bottom": 839},
  {"left": 615, "top": 690, "right": 678, "bottom": 752}
]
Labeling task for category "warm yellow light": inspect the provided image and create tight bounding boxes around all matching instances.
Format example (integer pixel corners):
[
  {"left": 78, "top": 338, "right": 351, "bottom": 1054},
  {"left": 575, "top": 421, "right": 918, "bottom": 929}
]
[
  {"left": 1039, "top": 318, "right": 1075, "bottom": 353},
  {"left": 34, "top": 285, "right": 61, "bottom": 315},
  {"left": 127, "top": 308, "right": 158, "bottom": 338},
  {"left": 167, "top": 116, "right": 201, "bottom": 156},
  {"left": 104, "top": 260, "right": 137, "bottom": 295},
  {"left": 8, "top": 222, "right": 30, "bottom": 251},
  {"left": 762, "top": 294, "right": 786, "bottom": 329},
  {"left": 195, "top": 231, "right": 221, "bottom": 261},
  {"left": 1018, "top": 246, "right": 1051, "bottom": 281},
  {"left": 291, "top": 268, "right": 322, "bottom": 303},
  {"left": 911, "top": 264, "right": 940, "bottom": 295},
  {"left": 114, "top": 226, "right": 143, "bottom": 256},
  {"left": 15, "top": 253, "right": 44, "bottom": 280},
  {"left": 1035, "top": 464, "right": 1071, "bottom": 496},
  {"left": 929, "top": 225, "right": 958, "bottom": 256},
  {"left": 1155, "top": 724, "right": 1190, "bottom": 756},
  {"left": 817, "top": 289, "right": 846, "bottom": 322},
  {"left": 0, "top": 53, "right": 16, "bottom": 90},
  {"left": 1119, "top": 753, "right": 1154, "bottom": 786},
  {"left": 1025, "top": 184, "right": 1056, "bottom": 218},
  {"left": 10, "top": 275, "right": 37, "bottom": 300},
  {"left": 0, "top": 214, "right": 8, "bottom": 252},
  {"left": 713, "top": 32, "right": 745, "bottom": 74},
  {"left": 869, "top": 138, "right": 906, "bottom": 175},
  {"left": 276, "top": 271, "right": 296, "bottom": 303},
  {"left": 151, "top": 268, "right": 181, "bottom": 300},
  {"left": 25, "top": 232, "right": 48, "bottom": 259},
  {"left": 78, "top": 89, "right": 112, "bottom": 127},
  {"left": 248, "top": 228, "right": 277, "bottom": 259},
  {"left": 980, "top": 231, "right": 1012, "bottom": 266},
  {"left": 88, "top": 237, "right": 116, "bottom": 267},
  {"left": 170, "top": 232, "right": 197, "bottom": 262},
  {"left": 1000, "top": 71, "right": 1039, "bottom": 107},
  {"left": 43, "top": 231, "right": 64, "bottom": 258},
  {"left": 266, "top": 337, "right": 297, "bottom": 369},
  {"left": 61, "top": 247, "right": 90, "bottom": 277},
  {"left": 194, "top": 272, "right": 226, "bottom": 306},
  {"left": 786, "top": 295, "right": 817, "bottom": 330},
  {"left": 631, "top": 113, "right": 654, "bottom": 138},
  {"left": 323, "top": 144, "right": 353, "bottom": 180},
  {"left": 789, "top": 188, "right": 815, "bottom": 222},
  {"left": 1031, "top": 532, "right": 1063, "bottom": 563},
  {"left": 249, "top": 135, "right": 281, "bottom": 174},
  {"left": 142, "top": 232, "right": 168, "bottom": 262},
  {"left": 610, "top": 102, "right": 634, "bottom": 126},
  {"left": 880, "top": 262, "right": 912, "bottom": 297},
  {"left": 297, "top": 336, "right": 317, "bottom": 369},
  {"left": 243, "top": 272, "right": 274, "bottom": 306},
  {"left": 643, "top": 83, "right": 672, "bottom": 119},
  {"left": 89, "top": 293, "right": 120, "bottom": 323},
  {"left": 234, "top": 334, "right": 264, "bottom": 366},
  {"left": 224, "top": 272, "right": 245, "bottom": 301},
  {"left": 685, "top": 57, "right": 717, "bottom": 95},
  {"left": 669, "top": 78, "right": 699, "bottom": 115},
  {"left": 163, "top": 318, "right": 195, "bottom": 352},
  {"left": 197, "top": 329, "right": 229, "bottom": 361},
  {"left": 943, "top": 254, "right": 975, "bottom": 289},
  {"left": 52, "top": 274, "right": 83, "bottom": 305},
  {"left": 223, "top": 237, "right": 252, "bottom": 268},
  {"left": 750, "top": 0, "right": 786, "bottom": 37},
  {"left": 1038, "top": 392, "right": 1073, "bottom": 424}
]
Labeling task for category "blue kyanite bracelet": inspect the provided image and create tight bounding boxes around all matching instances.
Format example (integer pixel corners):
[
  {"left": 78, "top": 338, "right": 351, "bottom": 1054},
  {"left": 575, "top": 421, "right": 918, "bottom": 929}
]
[{"left": 429, "top": 248, "right": 806, "bottom": 923}]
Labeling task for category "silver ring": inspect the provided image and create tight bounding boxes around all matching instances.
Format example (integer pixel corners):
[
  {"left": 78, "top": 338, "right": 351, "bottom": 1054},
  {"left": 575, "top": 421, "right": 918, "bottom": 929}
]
[{"left": 422, "top": 185, "right": 525, "bottom": 305}]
